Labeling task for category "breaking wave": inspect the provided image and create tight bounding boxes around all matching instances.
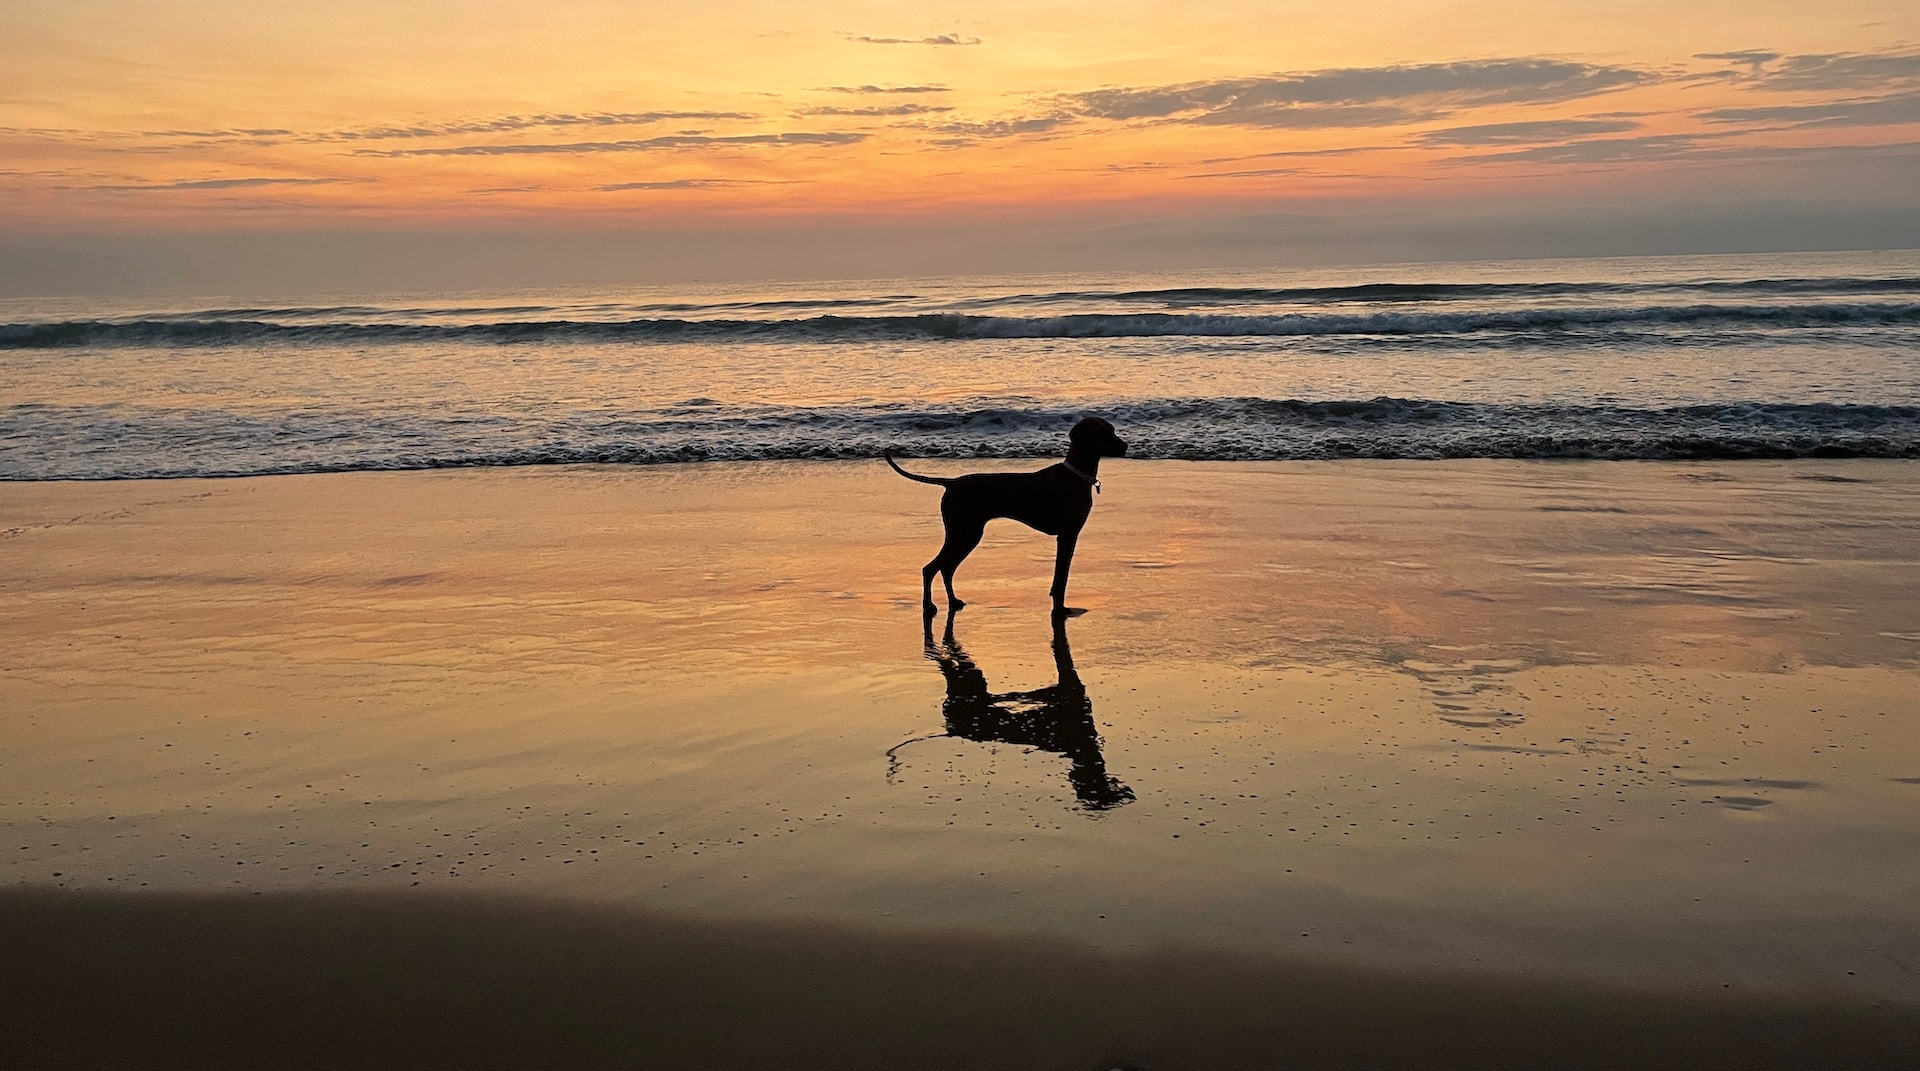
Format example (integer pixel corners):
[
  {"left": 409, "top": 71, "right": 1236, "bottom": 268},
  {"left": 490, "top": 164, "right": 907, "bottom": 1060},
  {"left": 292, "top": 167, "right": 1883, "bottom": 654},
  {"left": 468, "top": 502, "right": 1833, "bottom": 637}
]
[
  {"left": 6, "top": 398, "right": 1917, "bottom": 481},
  {"left": 6, "top": 301, "right": 1919, "bottom": 349}
]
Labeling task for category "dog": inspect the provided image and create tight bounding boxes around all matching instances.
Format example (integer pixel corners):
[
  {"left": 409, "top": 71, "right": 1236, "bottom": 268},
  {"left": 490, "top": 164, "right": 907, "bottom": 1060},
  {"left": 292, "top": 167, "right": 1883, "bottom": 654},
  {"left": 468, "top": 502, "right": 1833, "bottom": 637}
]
[{"left": 887, "top": 416, "right": 1128, "bottom": 618}]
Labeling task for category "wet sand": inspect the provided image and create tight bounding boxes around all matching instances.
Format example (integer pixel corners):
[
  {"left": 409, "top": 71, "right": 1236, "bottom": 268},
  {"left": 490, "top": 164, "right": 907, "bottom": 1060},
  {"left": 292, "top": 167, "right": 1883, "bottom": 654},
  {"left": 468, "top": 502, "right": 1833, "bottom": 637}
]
[
  {"left": 3, "top": 460, "right": 1919, "bottom": 1066},
  {"left": 4, "top": 887, "right": 1915, "bottom": 1071}
]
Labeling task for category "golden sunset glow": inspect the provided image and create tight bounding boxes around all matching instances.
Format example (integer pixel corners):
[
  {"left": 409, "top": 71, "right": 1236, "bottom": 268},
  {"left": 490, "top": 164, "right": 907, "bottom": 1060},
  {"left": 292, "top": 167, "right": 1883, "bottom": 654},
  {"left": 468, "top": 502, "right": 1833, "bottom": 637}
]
[
  {"left": 4, "top": 0, "right": 1916, "bottom": 227},
  {"left": 0, "top": 0, "right": 1916, "bottom": 292}
]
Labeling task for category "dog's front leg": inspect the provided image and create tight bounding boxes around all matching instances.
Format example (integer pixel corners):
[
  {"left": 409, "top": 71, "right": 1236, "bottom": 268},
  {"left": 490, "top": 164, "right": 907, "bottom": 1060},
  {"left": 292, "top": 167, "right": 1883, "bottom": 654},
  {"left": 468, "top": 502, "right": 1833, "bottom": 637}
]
[{"left": 1050, "top": 529, "right": 1084, "bottom": 617}]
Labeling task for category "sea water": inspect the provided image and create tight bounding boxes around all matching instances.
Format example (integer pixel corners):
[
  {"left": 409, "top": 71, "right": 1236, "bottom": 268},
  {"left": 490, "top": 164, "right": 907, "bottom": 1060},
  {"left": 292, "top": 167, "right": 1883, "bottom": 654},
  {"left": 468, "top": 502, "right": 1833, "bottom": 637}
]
[{"left": 4, "top": 249, "right": 1918, "bottom": 480}]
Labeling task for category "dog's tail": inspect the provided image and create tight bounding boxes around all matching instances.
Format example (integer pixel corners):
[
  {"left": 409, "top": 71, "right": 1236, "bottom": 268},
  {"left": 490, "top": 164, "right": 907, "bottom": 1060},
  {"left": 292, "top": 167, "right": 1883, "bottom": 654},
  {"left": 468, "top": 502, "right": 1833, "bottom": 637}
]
[{"left": 885, "top": 452, "right": 956, "bottom": 487}]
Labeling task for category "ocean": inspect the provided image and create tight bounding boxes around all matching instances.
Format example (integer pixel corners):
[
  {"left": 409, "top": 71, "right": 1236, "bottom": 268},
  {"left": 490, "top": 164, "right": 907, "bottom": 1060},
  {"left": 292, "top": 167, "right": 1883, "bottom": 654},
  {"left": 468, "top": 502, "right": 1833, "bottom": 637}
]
[{"left": 4, "top": 249, "right": 1918, "bottom": 480}]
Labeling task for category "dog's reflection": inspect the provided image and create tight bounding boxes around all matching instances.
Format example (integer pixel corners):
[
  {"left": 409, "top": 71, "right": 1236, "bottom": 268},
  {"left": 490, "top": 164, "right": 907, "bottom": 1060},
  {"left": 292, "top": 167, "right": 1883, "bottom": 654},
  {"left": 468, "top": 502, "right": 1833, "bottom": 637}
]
[{"left": 891, "top": 614, "right": 1134, "bottom": 811}]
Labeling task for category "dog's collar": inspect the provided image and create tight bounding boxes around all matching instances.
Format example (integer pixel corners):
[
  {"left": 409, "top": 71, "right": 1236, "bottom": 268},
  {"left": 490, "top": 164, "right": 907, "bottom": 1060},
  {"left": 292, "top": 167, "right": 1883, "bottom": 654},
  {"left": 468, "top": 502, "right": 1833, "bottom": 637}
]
[{"left": 1062, "top": 460, "right": 1100, "bottom": 493}]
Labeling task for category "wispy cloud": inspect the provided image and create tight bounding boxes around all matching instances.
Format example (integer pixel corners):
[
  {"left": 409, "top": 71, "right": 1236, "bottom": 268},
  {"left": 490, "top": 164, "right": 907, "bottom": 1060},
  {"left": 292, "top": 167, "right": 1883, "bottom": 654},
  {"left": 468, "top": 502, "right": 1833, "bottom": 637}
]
[
  {"left": 141, "top": 128, "right": 296, "bottom": 139},
  {"left": 81, "top": 176, "right": 346, "bottom": 191},
  {"left": 121, "top": 112, "right": 760, "bottom": 148},
  {"left": 1415, "top": 117, "right": 1643, "bottom": 146},
  {"left": 1697, "top": 90, "right": 1920, "bottom": 128},
  {"left": 0, "top": 127, "right": 103, "bottom": 140},
  {"left": 1449, "top": 130, "right": 1752, "bottom": 165},
  {"left": 797, "top": 104, "right": 954, "bottom": 117},
  {"left": 844, "top": 33, "right": 981, "bottom": 46},
  {"left": 1694, "top": 50, "right": 1782, "bottom": 73},
  {"left": 594, "top": 178, "right": 788, "bottom": 191},
  {"left": 1473, "top": 138, "right": 1920, "bottom": 171},
  {"left": 1181, "top": 166, "right": 1315, "bottom": 179},
  {"left": 311, "top": 112, "right": 757, "bottom": 141},
  {"left": 1198, "top": 104, "right": 1439, "bottom": 129},
  {"left": 1197, "top": 145, "right": 1383, "bottom": 165},
  {"left": 1693, "top": 47, "right": 1920, "bottom": 93},
  {"left": 823, "top": 85, "right": 950, "bottom": 94},
  {"left": 913, "top": 115, "right": 1073, "bottom": 146},
  {"left": 351, "top": 132, "right": 867, "bottom": 157},
  {"left": 1751, "top": 50, "right": 1920, "bottom": 92},
  {"left": 1067, "top": 59, "right": 1649, "bottom": 129}
]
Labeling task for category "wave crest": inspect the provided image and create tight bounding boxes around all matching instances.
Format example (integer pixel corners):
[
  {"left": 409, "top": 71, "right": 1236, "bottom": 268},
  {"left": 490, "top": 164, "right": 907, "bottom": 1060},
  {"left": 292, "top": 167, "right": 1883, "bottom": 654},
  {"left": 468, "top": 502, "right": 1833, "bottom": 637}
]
[
  {"left": 5, "top": 397, "right": 1917, "bottom": 480},
  {"left": 5, "top": 301, "right": 1919, "bottom": 348}
]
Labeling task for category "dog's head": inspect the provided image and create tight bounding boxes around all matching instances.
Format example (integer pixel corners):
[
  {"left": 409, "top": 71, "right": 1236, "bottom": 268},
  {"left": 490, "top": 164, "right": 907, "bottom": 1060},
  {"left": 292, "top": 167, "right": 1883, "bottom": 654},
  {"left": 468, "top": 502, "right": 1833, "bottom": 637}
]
[{"left": 1070, "top": 416, "right": 1128, "bottom": 457}]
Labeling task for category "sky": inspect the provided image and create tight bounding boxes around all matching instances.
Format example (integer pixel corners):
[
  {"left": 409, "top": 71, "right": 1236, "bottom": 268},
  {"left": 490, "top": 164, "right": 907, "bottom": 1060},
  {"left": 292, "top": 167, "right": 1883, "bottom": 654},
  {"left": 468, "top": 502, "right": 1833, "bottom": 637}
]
[{"left": 3, "top": 1, "right": 1919, "bottom": 293}]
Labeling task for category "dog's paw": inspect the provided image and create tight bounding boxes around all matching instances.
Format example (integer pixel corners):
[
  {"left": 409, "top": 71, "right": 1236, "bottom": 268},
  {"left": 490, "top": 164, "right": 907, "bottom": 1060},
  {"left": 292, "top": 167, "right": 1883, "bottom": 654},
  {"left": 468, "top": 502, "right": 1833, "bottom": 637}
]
[{"left": 1054, "top": 605, "right": 1088, "bottom": 618}]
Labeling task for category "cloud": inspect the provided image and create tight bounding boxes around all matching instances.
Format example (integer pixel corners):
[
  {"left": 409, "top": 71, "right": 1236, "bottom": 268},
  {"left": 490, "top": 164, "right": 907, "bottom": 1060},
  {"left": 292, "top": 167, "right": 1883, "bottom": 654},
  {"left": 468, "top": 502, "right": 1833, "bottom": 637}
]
[
  {"left": 1197, "top": 145, "right": 1383, "bottom": 165},
  {"left": 81, "top": 176, "right": 346, "bottom": 191},
  {"left": 309, "top": 112, "right": 758, "bottom": 142},
  {"left": 1454, "top": 133, "right": 1719, "bottom": 164},
  {"left": 1694, "top": 50, "right": 1782, "bottom": 72},
  {"left": 1194, "top": 104, "right": 1442, "bottom": 129},
  {"left": 1415, "top": 117, "right": 1643, "bottom": 146},
  {"left": 142, "top": 128, "right": 296, "bottom": 139},
  {"left": 914, "top": 116, "right": 1072, "bottom": 145},
  {"left": 823, "top": 85, "right": 950, "bottom": 94},
  {"left": 351, "top": 132, "right": 867, "bottom": 157},
  {"left": 1698, "top": 90, "right": 1920, "bottom": 129},
  {"left": 115, "top": 113, "right": 760, "bottom": 148},
  {"left": 1181, "top": 166, "right": 1315, "bottom": 179},
  {"left": 797, "top": 104, "right": 954, "bottom": 117},
  {"left": 1445, "top": 130, "right": 1827, "bottom": 165},
  {"left": 1067, "top": 59, "right": 1648, "bottom": 129},
  {"left": 0, "top": 127, "right": 95, "bottom": 140},
  {"left": 845, "top": 33, "right": 981, "bottom": 46},
  {"left": 1752, "top": 50, "right": 1920, "bottom": 92},
  {"left": 594, "top": 179, "right": 786, "bottom": 191}
]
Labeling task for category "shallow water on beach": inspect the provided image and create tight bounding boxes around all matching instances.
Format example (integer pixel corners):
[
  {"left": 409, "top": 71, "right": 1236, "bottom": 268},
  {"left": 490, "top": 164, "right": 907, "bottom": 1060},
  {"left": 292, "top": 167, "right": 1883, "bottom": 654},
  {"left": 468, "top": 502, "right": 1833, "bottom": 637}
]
[{"left": 3, "top": 460, "right": 1918, "bottom": 998}]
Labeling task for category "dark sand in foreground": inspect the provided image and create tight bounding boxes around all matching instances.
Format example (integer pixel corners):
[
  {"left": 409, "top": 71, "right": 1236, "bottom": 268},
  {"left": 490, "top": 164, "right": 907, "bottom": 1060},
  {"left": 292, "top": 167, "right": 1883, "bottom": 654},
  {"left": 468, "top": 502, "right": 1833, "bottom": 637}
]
[
  {"left": 3, "top": 460, "right": 1919, "bottom": 1066},
  {"left": 4, "top": 887, "right": 1915, "bottom": 1071}
]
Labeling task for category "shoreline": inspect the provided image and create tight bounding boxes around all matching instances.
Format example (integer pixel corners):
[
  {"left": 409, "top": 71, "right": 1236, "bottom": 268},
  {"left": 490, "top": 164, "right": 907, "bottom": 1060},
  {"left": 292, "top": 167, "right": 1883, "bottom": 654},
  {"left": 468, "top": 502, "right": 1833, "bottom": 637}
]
[{"left": 9, "top": 447, "right": 1920, "bottom": 485}]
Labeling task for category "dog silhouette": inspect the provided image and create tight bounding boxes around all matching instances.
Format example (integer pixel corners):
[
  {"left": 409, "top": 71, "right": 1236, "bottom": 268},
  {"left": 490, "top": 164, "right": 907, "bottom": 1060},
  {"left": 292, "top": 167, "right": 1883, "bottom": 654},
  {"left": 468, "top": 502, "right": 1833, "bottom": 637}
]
[{"left": 887, "top": 417, "right": 1128, "bottom": 618}]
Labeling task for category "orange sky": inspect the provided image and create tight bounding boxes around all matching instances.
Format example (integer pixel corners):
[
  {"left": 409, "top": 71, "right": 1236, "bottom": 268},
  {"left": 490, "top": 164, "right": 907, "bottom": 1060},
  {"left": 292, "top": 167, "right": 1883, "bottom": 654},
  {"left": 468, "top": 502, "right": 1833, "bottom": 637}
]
[
  {"left": 3, "top": 1, "right": 1919, "bottom": 291},
  {"left": 4, "top": 0, "right": 1917, "bottom": 228}
]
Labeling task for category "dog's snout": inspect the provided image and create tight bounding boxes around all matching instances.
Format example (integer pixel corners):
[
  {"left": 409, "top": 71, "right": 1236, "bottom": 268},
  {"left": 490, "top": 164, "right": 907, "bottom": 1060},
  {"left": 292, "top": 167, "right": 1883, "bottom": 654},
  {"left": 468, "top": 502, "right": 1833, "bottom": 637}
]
[{"left": 1110, "top": 436, "right": 1129, "bottom": 457}]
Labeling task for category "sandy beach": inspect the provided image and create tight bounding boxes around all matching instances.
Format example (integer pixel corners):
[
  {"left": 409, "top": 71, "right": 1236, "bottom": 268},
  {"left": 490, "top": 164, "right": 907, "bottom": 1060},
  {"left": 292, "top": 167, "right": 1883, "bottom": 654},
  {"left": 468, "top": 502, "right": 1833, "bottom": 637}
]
[{"left": 4, "top": 458, "right": 1919, "bottom": 1067}]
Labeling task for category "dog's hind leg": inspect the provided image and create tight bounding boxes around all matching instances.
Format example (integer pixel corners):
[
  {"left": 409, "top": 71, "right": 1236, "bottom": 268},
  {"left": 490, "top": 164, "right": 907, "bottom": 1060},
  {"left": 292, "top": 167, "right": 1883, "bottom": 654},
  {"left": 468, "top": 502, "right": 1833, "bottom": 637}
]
[{"left": 925, "top": 521, "right": 984, "bottom": 615}]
